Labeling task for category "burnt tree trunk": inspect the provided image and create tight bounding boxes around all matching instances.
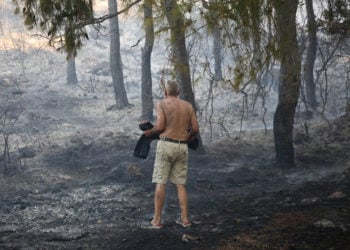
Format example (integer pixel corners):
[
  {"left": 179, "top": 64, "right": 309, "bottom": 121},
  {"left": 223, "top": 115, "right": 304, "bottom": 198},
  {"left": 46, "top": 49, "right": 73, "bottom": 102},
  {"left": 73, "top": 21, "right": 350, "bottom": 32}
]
[
  {"left": 213, "top": 24, "right": 223, "bottom": 81},
  {"left": 141, "top": 0, "right": 154, "bottom": 121},
  {"left": 210, "top": 0, "right": 223, "bottom": 81},
  {"left": 67, "top": 56, "right": 78, "bottom": 85},
  {"left": 304, "top": 0, "right": 317, "bottom": 108},
  {"left": 273, "top": 0, "right": 301, "bottom": 168},
  {"left": 162, "top": 0, "right": 205, "bottom": 152},
  {"left": 162, "top": 0, "right": 195, "bottom": 107},
  {"left": 109, "top": 0, "right": 129, "bottom": 109}
]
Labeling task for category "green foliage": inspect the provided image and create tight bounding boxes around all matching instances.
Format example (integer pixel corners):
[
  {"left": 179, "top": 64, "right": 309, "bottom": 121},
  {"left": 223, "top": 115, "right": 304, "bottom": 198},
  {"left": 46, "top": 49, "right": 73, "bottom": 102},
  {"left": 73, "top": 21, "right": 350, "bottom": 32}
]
[
  {"left": 200, "top": 0, "right": 277, "bottom": 90},
  {"left": 40, "top": 0, "right": 53, "bottom": 14},
  {"left": 14, "top": 0, "right": 94, "bottom": 58},
  {"left": 24, "top": 11, "right": 35, "bottom": 27},
  {"left": 319, "top": 0, "right": 350, "bottom": 36}
]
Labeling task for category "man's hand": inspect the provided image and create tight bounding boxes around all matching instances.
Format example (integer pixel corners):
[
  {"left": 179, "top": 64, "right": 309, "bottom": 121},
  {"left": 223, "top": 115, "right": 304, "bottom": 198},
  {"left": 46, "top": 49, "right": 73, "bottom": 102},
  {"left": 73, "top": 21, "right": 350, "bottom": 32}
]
[
  {"left": 139, "top": 121, "right": 153, "bottom": 131},
  {"left": 144, "top": 129, "right": 153, "bottom": 137},
  {"left": 188, "top": 135, "right": 195, "bottom": 142},
  {"left": 187, "top": 128, "right": 198, "bottom": 141}
]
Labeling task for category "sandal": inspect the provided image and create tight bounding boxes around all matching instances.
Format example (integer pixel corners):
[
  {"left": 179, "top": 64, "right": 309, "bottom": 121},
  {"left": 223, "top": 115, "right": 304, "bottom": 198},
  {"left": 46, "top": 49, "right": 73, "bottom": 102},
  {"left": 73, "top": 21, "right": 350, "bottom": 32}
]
[
  {"left": 175, "top": 220, "right": 192, "bottom": 228},
  {"left": 141, "top": 221, "right": 163, "bottom": 230}
]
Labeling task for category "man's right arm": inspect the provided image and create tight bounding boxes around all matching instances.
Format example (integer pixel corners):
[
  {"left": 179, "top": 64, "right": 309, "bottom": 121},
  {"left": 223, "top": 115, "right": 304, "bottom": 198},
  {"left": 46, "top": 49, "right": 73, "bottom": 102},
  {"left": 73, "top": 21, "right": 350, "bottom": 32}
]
[{"left": 144, "top": 102, "right": 165, "bottom": 137}]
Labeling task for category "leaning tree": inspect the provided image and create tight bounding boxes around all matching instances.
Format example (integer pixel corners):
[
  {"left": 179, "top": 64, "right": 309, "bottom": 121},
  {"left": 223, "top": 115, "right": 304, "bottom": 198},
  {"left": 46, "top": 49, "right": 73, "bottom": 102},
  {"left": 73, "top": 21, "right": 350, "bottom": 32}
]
[
  {"left": 272, "top": 0, "right": 301, "bottom": 168},
  {"left": 201, "top": 0, "right": 302, "bottom": 168}
]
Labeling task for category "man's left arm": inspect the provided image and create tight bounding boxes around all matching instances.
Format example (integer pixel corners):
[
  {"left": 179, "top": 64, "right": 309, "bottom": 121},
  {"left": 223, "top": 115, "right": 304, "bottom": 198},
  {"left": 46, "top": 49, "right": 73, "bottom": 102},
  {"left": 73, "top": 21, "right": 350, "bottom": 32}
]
[{"left": 188, "top": 106, "right": 199, "bottom": 139}]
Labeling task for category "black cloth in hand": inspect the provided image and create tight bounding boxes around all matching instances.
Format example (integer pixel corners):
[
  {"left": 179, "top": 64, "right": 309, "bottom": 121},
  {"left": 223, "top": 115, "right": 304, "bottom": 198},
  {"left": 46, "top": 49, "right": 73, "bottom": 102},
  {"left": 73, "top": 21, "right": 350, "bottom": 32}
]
[
  {"left": 133, "top": 134, "right": 151, "bottom": 159},
  {"left": 133, "top": 122, "right": 159, "bottom": 159},
  {"left": 139, "top": 121, "right": 153, "bottom": 131},
  {"left": 188, "top": 135, "right": 199, "bottom": 150}
]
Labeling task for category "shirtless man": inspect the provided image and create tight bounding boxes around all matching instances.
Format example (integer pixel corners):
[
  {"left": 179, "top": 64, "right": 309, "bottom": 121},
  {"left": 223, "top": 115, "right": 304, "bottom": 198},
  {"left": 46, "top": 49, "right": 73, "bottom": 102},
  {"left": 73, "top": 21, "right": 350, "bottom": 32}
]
[{"left": 143, "top": 79, "right": 199, "bottom": 229}]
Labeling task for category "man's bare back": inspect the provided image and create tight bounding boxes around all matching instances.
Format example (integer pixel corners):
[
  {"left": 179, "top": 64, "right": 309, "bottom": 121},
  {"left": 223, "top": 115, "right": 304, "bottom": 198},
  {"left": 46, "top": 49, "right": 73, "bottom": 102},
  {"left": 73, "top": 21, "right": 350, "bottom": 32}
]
[
  {"left": 143, "top": 85, "right": 198, "bottom": 142},
  {"left": 157, "top": 97, "right": 197, "bottom": 141}
]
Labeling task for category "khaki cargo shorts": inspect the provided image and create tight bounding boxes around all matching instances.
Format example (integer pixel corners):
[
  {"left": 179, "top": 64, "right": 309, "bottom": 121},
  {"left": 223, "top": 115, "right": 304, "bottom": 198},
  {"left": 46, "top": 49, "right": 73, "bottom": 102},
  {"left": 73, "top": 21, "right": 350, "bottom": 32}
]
[{"left": 152, "top": 140, "right": 189, "bottom": 185}]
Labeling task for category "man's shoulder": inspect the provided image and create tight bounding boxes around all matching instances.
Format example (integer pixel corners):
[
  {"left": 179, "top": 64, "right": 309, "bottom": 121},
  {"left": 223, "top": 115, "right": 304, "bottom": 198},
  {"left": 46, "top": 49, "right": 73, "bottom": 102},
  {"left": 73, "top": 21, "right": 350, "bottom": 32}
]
[
  {"left": 177, "top": 98, "right": 192, "bottom": 106},
  {"left": 161, "top": 98, "right": 193, "bottom": 109},
  {"left": 183, "top": 100, "right": 194, "bottom": 109},
  {"left": 157, "top": 99, "right": 167, "bottom": 106}
]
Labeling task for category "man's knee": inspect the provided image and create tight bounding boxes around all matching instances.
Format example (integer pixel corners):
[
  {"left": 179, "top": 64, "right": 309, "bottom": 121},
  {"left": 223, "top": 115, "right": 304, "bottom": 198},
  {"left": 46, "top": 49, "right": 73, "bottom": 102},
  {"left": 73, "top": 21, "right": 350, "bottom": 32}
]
[
  {"left": 176, "top": 184, "right": 186, "bottom": 191},
  {"left": 156, "top": 183, "right": 166, "bottom": 191}
]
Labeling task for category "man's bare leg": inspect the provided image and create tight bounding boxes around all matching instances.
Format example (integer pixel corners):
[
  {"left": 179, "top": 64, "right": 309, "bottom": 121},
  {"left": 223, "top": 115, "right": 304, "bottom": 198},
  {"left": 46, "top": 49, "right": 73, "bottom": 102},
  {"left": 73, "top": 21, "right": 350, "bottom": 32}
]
[
  {"left": 176, "top": 184, "right": 190, "bottom": 225},
  {"left": 152, "top": 183, "right": 166, "bottom": 225}
]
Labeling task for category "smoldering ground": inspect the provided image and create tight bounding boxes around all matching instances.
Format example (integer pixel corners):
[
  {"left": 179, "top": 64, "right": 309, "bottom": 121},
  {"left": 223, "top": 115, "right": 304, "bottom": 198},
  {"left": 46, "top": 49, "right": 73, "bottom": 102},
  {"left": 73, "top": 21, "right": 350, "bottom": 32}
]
[{"left": 0, "top": 114, "right": 349, "bottom": 249}]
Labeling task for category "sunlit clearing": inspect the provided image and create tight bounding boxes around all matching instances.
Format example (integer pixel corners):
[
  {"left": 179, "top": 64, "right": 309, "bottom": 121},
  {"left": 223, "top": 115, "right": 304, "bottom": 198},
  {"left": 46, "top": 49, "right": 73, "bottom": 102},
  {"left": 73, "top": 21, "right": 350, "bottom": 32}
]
[{"left": 0, "top": 30, "right": 51, "bottom": 51}]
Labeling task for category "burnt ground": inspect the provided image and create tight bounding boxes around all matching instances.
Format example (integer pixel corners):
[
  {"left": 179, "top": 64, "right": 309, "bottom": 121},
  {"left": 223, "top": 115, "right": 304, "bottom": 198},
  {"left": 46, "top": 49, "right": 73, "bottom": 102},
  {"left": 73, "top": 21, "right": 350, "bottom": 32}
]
[{"left": 0, "top": 114, "right": 350, "bottom": 249}]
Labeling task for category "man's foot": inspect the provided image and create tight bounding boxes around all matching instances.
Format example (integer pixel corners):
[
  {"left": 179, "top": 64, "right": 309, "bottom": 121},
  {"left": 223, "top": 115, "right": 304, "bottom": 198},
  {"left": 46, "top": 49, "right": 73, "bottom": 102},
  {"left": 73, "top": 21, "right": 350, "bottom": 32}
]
[
  {"left": 141, "top": 220, "right": 163, "bottom": 230},
  {"left": 175, "top": 219, "right": 192, "bottom": 228}
]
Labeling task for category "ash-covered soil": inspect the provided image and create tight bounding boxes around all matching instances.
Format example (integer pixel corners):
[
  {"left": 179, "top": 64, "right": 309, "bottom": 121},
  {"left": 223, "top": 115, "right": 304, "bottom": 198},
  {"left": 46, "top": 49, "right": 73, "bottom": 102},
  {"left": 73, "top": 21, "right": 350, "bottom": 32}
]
[{"left": 0, "top": 113, "right": 349, "bottom": 249}]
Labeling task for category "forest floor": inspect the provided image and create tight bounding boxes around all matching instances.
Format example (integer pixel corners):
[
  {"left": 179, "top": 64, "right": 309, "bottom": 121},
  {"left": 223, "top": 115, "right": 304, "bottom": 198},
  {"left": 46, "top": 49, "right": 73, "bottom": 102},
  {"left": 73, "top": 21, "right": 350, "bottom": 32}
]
[{"left": 0, "top": 79, "right": 349, "bottom": 249}]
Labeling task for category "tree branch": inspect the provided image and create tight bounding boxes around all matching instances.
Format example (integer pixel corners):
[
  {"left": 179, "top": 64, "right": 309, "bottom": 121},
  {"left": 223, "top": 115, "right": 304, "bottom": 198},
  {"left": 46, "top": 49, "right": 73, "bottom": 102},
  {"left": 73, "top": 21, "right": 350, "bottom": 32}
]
[{"left": 74, "top": 0, "right": 142, "bottom": 30}]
